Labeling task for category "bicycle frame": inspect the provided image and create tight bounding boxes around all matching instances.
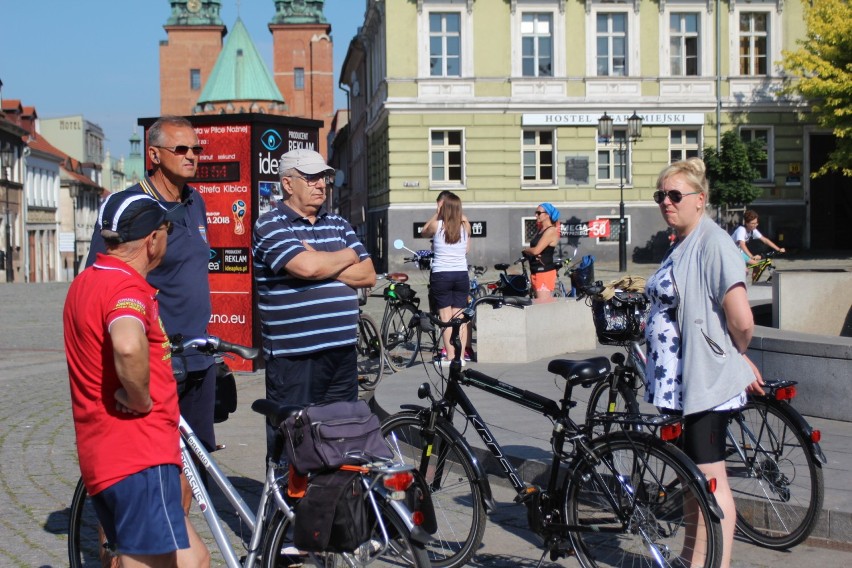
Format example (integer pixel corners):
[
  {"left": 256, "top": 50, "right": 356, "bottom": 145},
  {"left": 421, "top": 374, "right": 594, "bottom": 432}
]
[{"left": 178, "top": 415, "right": 289, "bottom": 568}]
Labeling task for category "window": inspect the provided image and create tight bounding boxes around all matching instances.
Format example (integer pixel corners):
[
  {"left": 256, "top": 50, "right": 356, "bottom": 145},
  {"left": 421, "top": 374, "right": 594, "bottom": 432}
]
[
  {"left": 670, "top": 13, "right": 699, "bottom": 76},
  {"left": 670, "top": 129, "right": 701, "bottom": 163},
  {"left": 429, "top": 13, "right": 461, "bottom": 77},
  {"left": 522, "top": 130, "right": 555, "bottom": 183},
  {"left": 521, "top": 13, "right": 553, "bottom": 77},
  {"left": 597, "top": 129, "right": 629, "bottom": 183},
  {"left": 294, "top": 67, "right": 305, "bottom": 90},
  {"left": 739, "top": 12, "right": 768, "bottom": 76},
  {"left": 430, "top": 130, "right": 464, "bottom": 184},
  {"left": 596, "top": 214, "right": 627, "bottom": 244},
  {"left": 596, "top": 13, "right": 627, "bottom": 76},
  {"left": 190, "top": 69, "right": 201, "bottom": 91},
  {"left": 740, "top": 127, "right": 772, "bottom": 181}
]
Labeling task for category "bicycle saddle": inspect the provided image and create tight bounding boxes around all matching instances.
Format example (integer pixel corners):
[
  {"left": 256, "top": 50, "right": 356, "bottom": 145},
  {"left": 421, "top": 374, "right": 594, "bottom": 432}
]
[
  {"left": 548, "top": 357, "right": 611, "bottom": 388},
  {"left": 494, "top": 263, "right": 510, "bottom": 271},
  {"left": 251, "top": 399, "right": 302, "bottom": 428},
  {"left": 387, "top": 272, "right": 409, "bottom": 283}
]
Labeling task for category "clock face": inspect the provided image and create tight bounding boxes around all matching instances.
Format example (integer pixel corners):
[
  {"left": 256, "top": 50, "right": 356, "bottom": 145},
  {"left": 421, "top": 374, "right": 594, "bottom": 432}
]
[{"left": 187, "top": 0, "right": 201, "bottom": 13}]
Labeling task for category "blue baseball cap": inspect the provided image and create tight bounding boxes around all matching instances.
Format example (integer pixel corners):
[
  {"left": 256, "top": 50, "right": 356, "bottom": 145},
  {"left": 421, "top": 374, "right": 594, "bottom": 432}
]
[
  {"left": 539, "top": 202, "right": 560, "bottom": 222},
  {"left": 98, "top": 191, "right": 184, "bottom": 243}
]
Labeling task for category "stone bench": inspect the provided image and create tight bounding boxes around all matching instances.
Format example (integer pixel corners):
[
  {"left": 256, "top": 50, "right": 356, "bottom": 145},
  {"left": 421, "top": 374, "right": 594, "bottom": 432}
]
[{"left": 476, "top": 298, "right": 597, "bottom": 363}]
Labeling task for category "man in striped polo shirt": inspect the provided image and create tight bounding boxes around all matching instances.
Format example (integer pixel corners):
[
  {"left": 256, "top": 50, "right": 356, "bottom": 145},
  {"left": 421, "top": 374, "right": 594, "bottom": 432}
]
[{"left": 253, "top": 149, "right": 376, "bottom": 462}]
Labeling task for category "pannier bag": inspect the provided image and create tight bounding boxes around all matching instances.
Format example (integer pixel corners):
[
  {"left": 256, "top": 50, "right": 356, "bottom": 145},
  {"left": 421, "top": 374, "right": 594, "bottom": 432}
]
[
  {"left": 294, "top": 469, "right": 370, "bottom": 552},
  {"left": 499, "top": 273, "right": 530, "bottom": 297},
  {"left": 383, "top": 282, "right": 416, "bottom": 302},
  {"left": 282, "top": 400, "right": 393, "bottom": 476}
]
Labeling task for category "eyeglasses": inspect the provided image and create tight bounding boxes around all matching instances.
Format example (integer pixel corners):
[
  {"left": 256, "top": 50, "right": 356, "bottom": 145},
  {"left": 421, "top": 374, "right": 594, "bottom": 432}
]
[
  {"left": 289, "top": 172, "right": 332, "bottom": 186},
  {"left": 653, "top": 189, "right": 700, "bottom": 204},
  {"left": 154, "top": 145, "right": 204, "bottom": 156},
  {"left": 157, "top": 221, "right": 174, "bottom": 235},
  {"left": 534, "top": 211, "right": 546, "bottom": 216}
]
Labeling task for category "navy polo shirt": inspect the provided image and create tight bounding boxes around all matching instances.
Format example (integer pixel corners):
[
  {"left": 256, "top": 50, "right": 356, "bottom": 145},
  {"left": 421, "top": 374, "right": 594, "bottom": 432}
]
[
  {"left": 252, "top": 201, "right": 369, "bottom": 357},
  {"left": 85, "top": 178, "right": 213, "bottom": 372}
]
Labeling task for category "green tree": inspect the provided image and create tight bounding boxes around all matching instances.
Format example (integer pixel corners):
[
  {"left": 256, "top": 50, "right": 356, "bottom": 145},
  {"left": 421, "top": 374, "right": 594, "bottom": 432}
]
[
  {"left": 703, "top": 130, "right": 766, "bottom": 207},
  {"left": 780, "top": 0, "right": 852, "bottom": 177}
]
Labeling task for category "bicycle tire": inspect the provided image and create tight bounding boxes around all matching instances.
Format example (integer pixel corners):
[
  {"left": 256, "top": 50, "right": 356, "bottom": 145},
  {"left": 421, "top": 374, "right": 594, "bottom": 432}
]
[
  {"left": 727, "top": 399, "right": 824, "bottom": 549},
  {"left": 382, "top": 303, "right": 421, "bottom": 371},
  {"left": 69, "top": 477, "right": 120, "bottom": 568},
  {"left": 381, "top": 413, "right": 486, "bottom": 568},
  {"left": 585, "top": 376, "right": 641, "bottom": 438},
  {"left": 357, "top": 313, "right": 385, "bottom": 391},
  {"left": 565, "top": 433, "right": 723, "bottom": 568},
  {"left": 261, "top": 500, "right": 431, "bottom": 567}
]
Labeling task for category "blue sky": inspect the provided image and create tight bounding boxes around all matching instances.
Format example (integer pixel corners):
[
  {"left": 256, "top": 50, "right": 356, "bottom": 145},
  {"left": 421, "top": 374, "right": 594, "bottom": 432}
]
[{"left": 0, "top": 0, "right": 365, "bottom": 160}]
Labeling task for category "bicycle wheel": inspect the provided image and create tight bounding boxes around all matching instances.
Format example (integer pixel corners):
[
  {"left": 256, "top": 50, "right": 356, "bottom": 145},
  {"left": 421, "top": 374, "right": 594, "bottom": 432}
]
[
  {"left": 585, "top": 377, "right": 641, "bottom": 438},
  {"left": 261, "top": 501, "right": 431, "bottom": 567},
  {"left": 726, "top": 399, "right": 824, "bottom": 549},
  {"left": 69, "top": 477, "right": 120, "bottom": 568},
  {"left": 565, "top": 433, "right": 723, "bottom": 568},
  {"left": 357, "top": 313, "right": 385, "bottom": 391},
  {"left": 382, "top": 303, "right": 421, "bottom": 371},
  {"left": 381, "top": 413, "right": 486, "bottom": 568}
]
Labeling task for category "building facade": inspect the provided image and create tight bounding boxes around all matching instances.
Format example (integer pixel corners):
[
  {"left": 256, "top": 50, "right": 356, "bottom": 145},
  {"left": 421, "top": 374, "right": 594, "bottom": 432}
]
[{"left": 340, "top": 0, "right": 836, "bottom": 272}]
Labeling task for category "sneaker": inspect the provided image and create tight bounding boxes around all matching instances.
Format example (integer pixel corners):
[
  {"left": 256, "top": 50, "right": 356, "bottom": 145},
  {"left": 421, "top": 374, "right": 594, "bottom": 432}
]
[
  {"left": 440, "top": 348, "right": 448, "bottom": 360},
  {"left": 463, "top": 349, "right": 473, "bottom": 362}
]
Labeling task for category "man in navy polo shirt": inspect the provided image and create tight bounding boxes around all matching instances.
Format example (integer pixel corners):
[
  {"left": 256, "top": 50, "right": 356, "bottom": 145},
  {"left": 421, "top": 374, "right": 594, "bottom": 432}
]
[{"left": 253, "top": 149, "right": 376, "bottom": 461}]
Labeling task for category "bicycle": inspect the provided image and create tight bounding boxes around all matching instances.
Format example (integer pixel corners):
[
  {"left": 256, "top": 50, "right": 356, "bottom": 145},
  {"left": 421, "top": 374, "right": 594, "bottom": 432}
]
[
  {"left": 491, "top": 256, "right": 532, "bottom": 298},
  {"left": 582, "top": 287, "right": 828, "bottom": 550},
  {"left": 356, "top": 287, "right": 385, "bottom": 391},
  {"left": 381, "top": 295, "right": 725, "bottom": 568},
  {"left": 747, "top": 250, "right": 781, "bottom": 284},
  {"left": 68, "top": 335, "right": 432, "bottom": 568}
]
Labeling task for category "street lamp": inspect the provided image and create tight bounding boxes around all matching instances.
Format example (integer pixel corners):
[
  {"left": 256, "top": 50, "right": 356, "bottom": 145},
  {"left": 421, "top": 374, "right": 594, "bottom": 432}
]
[
  {"left": 1, "top": 142, "right": 14, "bottom": 283},
  {"left": 598, "top": 111, "right": 643, "bottom": 273},
  {"left": 68, "top": 184, "right": 80, "bottom": 276}
]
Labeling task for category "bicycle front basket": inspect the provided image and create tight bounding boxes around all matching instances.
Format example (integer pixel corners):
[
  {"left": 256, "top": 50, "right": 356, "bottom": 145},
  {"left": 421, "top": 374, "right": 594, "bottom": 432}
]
[
  {"left": 570, "top": 255, "right": 596, "bottom": 292},
  {"left": 591, "top": 292, "right": 650, "bottom": 345}
]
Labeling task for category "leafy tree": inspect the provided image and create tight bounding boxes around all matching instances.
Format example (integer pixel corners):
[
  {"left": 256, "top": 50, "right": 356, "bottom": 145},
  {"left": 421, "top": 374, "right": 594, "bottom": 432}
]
[
  {"left": 703, "top": 130, "right": 766, "bottom": 207},
  {"left": 780, "top": 0, "right": 852, "bottom": 177}
]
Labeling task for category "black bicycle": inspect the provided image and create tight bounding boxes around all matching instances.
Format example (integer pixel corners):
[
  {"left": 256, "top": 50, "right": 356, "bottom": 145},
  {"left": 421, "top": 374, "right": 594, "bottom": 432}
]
[
  {"left": 584, "top": 287, "right": 827, "bottom": 550},
  {"left": 381, "top": 295, "right": 725, "bottom": 568}
]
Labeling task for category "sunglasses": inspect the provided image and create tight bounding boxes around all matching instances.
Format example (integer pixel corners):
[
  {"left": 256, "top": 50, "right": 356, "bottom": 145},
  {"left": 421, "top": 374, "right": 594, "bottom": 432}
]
[
  {"left": 155, "top": 145, "right": 204, "bottom": 156},
  {"left": 653, "top": 189, "right": 700, "bottom": 204},
  {"left": 290, "top": 172, "right": 332, "bottom": 186},
  {"left": 534, "top": 211, "right": 546, "bottom": 216}
]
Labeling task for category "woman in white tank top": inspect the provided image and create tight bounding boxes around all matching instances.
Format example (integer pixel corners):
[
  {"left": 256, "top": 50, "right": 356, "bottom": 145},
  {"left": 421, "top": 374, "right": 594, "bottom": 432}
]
[{"left": 421, "top": 192, "right": 471, "bottom": 365}]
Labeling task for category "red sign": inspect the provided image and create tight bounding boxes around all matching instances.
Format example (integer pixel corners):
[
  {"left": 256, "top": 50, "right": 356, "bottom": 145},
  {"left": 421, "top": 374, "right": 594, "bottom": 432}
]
[
  {"left": 192, "top": 123, "right": 254, "bottom": 370},
  {"left": 561, "top": 219, "right": 611, "bottom": 238}
]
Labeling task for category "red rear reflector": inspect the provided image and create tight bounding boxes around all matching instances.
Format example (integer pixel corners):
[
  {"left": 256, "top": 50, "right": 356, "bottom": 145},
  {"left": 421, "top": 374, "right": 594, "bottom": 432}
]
[
  {"left": 706, "top": 477, "right": 717, "bottom": 494},
  {"left": 411, "top": 510, "right": 425, "bottom": 526},
  {"left": 660, "top": 423, "right": 682, "bottom": 442},
  {"left": 383, "top": 471, "right": 414, "bottom": 492},
  {"left": 775, "top": 386, "right": 797, "bottom": 401},
  {"left": 811, "top": 430, "right": 821, "bottom": 443}
]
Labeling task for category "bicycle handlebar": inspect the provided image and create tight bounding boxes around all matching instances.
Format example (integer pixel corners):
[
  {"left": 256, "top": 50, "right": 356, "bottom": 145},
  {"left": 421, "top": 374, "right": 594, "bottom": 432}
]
[
  {"left": 424, "top": 295, "right": 530, "bottom": 329},
  {"left": 171, "top": 335, "right": 260, "bottom": 360}
]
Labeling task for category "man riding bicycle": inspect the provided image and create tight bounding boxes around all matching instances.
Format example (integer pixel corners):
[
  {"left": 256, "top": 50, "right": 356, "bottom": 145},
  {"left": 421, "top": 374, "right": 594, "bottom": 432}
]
[{"left": 731, "top": 209, "right": 785, "bottom": 263}]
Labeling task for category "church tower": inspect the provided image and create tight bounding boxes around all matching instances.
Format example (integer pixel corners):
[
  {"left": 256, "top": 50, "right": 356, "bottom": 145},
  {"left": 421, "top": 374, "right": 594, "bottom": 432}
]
[
  {"left": 269, "top": 0, "right": 333, "bottom": 156},
  {"left": 160, "top": 0, "right": 226, "bottom": 115}
]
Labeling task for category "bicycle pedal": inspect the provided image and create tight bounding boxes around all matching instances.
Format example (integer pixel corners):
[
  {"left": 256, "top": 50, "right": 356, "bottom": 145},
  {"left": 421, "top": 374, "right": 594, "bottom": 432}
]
[{"left": 514, "top": 485, "right": 540, "bottom": 504}]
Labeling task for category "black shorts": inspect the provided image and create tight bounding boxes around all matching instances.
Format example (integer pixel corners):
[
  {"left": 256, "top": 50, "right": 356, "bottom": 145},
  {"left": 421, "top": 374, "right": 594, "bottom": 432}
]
[
  {"left": 430, "top": 271, "right": 470, "bottom": 310},
  {"left": 680, "top": 410, "right": 733, "bottom": 464}
]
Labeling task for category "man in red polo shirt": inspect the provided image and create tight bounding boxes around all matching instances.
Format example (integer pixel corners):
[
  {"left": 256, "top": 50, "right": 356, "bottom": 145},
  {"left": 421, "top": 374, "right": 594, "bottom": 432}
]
[{"left": 64, "top": 191, "right": 209, "bottom": 567}]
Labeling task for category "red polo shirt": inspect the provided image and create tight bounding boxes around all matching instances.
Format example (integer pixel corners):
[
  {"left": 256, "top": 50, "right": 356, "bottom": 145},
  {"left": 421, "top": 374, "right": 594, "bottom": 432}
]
[{"left": 64, "top": 254, "right": 181, "bottom": 495}]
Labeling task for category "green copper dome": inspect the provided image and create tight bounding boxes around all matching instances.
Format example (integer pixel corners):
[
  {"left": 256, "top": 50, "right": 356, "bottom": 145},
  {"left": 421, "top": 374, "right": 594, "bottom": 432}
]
[
  {"left": 270, "top": 0, "right": 328, "bottom": 25},
  {"left": 165, "top": 0, "right": 224, "bottom": 26},
  {"left": 197, "top": 18, "right": 285, "bottom": 104}
]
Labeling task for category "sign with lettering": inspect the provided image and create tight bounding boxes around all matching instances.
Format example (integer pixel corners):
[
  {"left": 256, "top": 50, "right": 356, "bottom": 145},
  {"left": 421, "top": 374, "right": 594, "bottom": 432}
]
[
  {"left": 565, "top": 157, "right": 590, "bottom": 185},
  {"left": 561, "top": 219, "right": 611, "bottom": 238},
  {"left": 523, "top": 112, "right": 705, "bottom": 127},
  {"left": 413, "top": 221, "right": 487, "bottom": 239}
]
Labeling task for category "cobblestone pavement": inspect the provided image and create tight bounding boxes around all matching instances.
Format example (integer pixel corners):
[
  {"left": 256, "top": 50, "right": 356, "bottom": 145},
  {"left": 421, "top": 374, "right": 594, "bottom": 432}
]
[{"left": 3, "top": 272, "right": 852, "bottom": 567}]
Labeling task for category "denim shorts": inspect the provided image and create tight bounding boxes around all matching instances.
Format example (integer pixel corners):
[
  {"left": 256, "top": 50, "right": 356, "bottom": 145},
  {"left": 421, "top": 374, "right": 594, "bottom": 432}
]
[
  {"left": 91, "top": 464, "right": 188, "bottom": 555},
  {"left": 430, "top": 271, "right": 470, "bottom": 310}
]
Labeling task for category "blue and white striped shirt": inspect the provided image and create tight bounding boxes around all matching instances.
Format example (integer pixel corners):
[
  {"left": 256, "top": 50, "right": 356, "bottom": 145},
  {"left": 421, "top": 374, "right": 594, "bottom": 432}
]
[{"left": 253, "top": 202, "right": 369, "bottom": 357}]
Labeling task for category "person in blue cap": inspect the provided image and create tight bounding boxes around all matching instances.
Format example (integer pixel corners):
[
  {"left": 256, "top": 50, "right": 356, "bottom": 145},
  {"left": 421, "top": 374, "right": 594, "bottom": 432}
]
[{"left": 522, "top": 202, "right": 561, "bottom": 301}]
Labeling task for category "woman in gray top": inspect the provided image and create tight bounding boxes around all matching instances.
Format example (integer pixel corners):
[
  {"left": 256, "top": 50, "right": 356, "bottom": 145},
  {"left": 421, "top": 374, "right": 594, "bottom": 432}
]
[{"left": 645, "top": 158, "right": 764, "bottom": 568}]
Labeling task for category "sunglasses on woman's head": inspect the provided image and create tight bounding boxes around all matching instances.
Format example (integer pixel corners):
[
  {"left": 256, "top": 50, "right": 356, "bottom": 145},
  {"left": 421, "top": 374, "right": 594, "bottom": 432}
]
[{"left": 653, "top": 189, "right": 700, "bottom": 204}]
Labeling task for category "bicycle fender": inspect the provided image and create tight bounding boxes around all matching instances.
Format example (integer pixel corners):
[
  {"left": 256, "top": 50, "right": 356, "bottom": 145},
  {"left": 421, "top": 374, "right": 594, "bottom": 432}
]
[
  {"left": 769, "top": 401, "right": 828, "bottom": 465},
  {"left": 391, "top": 408, "right": 497, "bottom": 512}
]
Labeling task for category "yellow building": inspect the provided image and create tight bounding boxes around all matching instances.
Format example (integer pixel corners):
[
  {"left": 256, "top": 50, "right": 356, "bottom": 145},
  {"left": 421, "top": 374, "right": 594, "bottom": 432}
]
[{"left": 338, "top": 0, "right": 841, "bottom": 272}]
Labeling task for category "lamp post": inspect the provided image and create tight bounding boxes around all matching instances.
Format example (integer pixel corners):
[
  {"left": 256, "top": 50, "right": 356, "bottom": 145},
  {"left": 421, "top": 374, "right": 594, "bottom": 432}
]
[
  {"left": 598, "top": 111, "right": 643, "bottom": 273},
  {"left": 1, "top": 142, "right": 14, "bottom": 283},
  {"left": 68, "top": 184, "right": 80, "bottom": 276}
]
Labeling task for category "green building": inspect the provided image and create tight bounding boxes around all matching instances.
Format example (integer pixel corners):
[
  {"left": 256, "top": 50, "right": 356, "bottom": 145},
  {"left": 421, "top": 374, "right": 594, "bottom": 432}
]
[{"left": 337, "top": 0, "right": 842, "bottom": 272}]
